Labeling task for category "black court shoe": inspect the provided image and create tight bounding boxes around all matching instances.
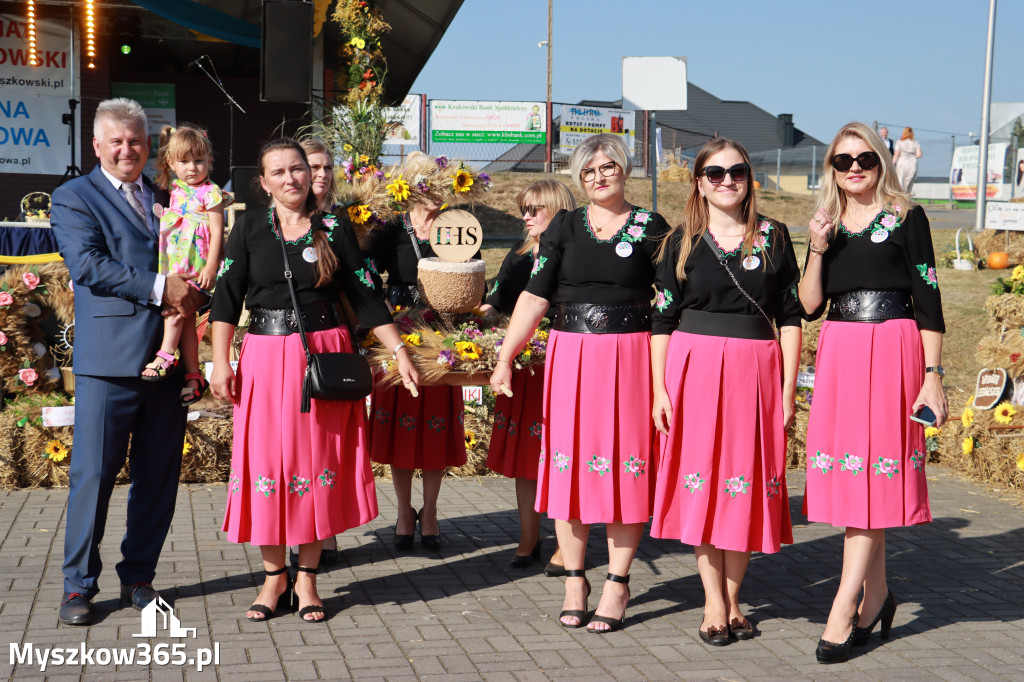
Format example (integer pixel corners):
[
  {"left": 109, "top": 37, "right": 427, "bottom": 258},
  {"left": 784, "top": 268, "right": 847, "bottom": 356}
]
[
  {"left": 418, "top": 507, "right": 442, "bottom": 551},
  {"left": 852, "top": 590, "right": 897, "bottom": 646},
  {"left": 394, "top": 507, "right": 416, "bottom": 551},
  {"left": 510, "top": 540, "right": 542, "bottom": 569},
  {"left": 816, "top": 616, "right": 857, "bottom": 664}
]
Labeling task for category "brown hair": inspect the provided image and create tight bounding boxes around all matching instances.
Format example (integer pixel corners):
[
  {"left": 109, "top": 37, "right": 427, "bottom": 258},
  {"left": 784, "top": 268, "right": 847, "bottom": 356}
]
[
  {"left": 156, "top": 123, "right": 213, "bottom": 190},
  {"left": 258, "top": 137, "right": 338, "bottom": 287},
  {"left": 659, "top": 138, "right": 763, "bottom": 280},
  {"left": 300, "top": 137, "right": 339, "bottom": 212},
  {"left": 514, "top": 180, "right": 578, "bottom": 255}
]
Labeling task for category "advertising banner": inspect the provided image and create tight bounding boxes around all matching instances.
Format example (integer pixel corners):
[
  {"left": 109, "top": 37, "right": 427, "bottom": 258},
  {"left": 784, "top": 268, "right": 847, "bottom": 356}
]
[
  {"left": 950, "top": 143, "right": 1008, "bottom": 200},
  {"left": 110, "top": 83, "right": 176, "bottom": 178},
  {"left": 384, "top": 94, "right": 421, "bottom": 147},
  {"left": 1014, "top": 148, "right": 1024, "bottom": 199},
  {"left": 559, "top": 105, "right": 635, "bottom": 155},
  {"left": 430, "top": 100, "right": 546, "bottom": 144},
  {"left": 0, "top": 13, "right": 78, "bottom": 176}
]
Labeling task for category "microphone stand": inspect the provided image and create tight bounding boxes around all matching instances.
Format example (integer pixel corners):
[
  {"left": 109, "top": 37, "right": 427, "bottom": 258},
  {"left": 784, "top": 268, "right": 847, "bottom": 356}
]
[{"left": 192, "top": 56, "right": 246, "bottom": 171}]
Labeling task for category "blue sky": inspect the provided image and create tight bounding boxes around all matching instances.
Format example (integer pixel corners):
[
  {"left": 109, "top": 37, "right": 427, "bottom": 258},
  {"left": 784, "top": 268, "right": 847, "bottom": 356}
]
[{"left": 411, "top": 0, "right": 1023, "bottom": 176}]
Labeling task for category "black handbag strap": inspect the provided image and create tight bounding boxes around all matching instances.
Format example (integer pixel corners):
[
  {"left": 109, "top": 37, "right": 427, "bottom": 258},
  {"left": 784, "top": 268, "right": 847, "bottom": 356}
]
[
  {"left": 402, "top": 211, "right": 424, "bottom": 260},
  {"left": 701, "top": 230, "right": 779, "bottom": 342},
  {"left": 271, "top": 209, "right": 361, "bottom": 358}
]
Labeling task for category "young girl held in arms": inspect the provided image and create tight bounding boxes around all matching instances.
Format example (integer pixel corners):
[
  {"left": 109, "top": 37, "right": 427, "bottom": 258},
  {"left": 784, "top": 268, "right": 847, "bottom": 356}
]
[{"left": 141, "top": 124, "right": 229, "bottom": 405}]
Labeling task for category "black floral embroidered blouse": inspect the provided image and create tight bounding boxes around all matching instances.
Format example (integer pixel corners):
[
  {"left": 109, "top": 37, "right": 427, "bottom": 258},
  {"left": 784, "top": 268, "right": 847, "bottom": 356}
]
[
  {"left": 210, "top": 209, "right": 392, "bottom": 329},
  {"left": 485, "top": 247, "right": 534, "bottom": 314},
  {"left": 652, "top": 217, "right": 804, "bottom": 336},
  {"left": 803, "top": 204, "right": 945, "bottom": 333},
  {"left": 524, "top": 206, "right": 670, "bottom": 304}
]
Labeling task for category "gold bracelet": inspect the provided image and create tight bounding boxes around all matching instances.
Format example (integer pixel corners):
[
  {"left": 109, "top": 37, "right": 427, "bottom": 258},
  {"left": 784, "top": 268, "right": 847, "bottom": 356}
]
[
  {"left": 496, "top": 359, "right": 511, "bottom": 365},
  {"left": 808, "top": 242, "right": 829, "bottom": 254}
]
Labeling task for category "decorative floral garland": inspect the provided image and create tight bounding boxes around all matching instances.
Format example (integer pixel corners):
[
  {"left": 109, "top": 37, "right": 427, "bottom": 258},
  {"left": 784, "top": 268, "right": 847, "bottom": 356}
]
[
  {"left": 365, "top": 309, "right": 547, "bottom": 386},
  {"left": 332, "top": 0, "right": 390, "bottom": 105}
]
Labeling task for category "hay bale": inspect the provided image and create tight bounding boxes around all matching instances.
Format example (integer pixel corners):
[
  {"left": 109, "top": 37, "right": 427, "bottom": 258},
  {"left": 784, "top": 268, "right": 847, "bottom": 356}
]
[
  {"left": 0, "top": 412, "right": 22, "bottom": 488},
  {"left": 974, "top": 229, "right": 1024, "bottom": 263},
  {"left": 801, "top": 318, "right": 823, "bottom": 367},
  {"left": 181, "top": 412, "right": 233, "bottom": 483},
  {"left": 786, "top": 405, "right": 811, "bottom": 469}
]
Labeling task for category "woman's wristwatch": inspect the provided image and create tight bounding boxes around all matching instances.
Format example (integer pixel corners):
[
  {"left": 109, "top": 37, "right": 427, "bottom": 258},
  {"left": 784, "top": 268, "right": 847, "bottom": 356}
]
[{"left": 925, "top": 365, "right": 944, "bottom": 377}]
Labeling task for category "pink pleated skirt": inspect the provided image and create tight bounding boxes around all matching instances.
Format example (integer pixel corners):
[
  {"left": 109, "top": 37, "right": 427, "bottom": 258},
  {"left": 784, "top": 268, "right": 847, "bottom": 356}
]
[
  {"left": 651, "top": 332, "right": 792, "bottom": 553},
  {"left": 535, "top": 330, "right": 654, "bottom": 525},
  {"left": 222, "top": 327, "right": 378, "bottom": 546},
  {"left": 368, "top": 382, "right": 467, "bottom": 471},
  {"left": 487, "top": 367, "right": 545, "bottom": 480},
  {"left": 805, "top": 319, "right": 931, "bottom": 528}
]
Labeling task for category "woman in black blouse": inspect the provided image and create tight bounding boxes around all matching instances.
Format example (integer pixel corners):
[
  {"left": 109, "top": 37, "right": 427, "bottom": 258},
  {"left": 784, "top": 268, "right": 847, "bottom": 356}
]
[
  {"left": 362, "top": 152, "right": 477, "bottom": 551},
  {"left": 210, "top": 138, "right": 417, "bottom": 622},
  {"left": 480, "top": 180, "right": 576, "bottom": 572},
  {"left": 490, "top": 134, "right": 669, "bottom": 633},
  {"left": 799, "top": 122, "right": 947, "bottom": 662},
  {"left": 651, "top": 138, "right": 802, "bottom": 646}
]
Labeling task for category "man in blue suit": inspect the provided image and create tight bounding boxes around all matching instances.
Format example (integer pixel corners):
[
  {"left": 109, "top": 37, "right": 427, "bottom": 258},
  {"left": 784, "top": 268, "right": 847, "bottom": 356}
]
[{"left": 51, "top": 98, "right": 204, "bottom": 626}]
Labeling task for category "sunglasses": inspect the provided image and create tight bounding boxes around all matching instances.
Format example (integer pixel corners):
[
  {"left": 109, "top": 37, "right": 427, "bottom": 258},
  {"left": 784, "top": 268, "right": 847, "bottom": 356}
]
[
  {"left": 700, "top": 163, "right": 750, "bottom": 184},
  {"left": 520, "top": 204, "right": 545, "bottom": 217},
  {"left": 830, "top": 151, "right": 880, "bottom": 172},
  {"left": 580, "top": 161, "right": 619, "bottom": 183}
]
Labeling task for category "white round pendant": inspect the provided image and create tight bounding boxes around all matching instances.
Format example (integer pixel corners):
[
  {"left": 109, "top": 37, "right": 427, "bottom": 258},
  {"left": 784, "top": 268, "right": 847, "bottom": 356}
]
[
  {"left": 871, "top": 229, "right": 889, "bottom": 243},
  {"left": 742, "top": 255, "right": 760, "bottom": 270},
  {"left": 615, "top": 241, "right": 633, "bottom": 258},
  {"left": 302, "top": 246, "right": 318, "bottom": 263}
]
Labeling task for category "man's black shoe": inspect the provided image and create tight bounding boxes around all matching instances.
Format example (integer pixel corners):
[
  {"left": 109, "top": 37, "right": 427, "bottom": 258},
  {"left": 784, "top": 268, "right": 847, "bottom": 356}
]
[
  {"left": 59, "top": 592, "right": 94, "bottom": 626},
  {"left": 120, "top": 582, "right": 160, "bottom": 610}
]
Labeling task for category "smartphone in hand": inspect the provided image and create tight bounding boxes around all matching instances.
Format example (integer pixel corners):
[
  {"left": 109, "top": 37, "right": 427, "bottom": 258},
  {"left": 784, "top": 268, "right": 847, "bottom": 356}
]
[{"left": 910, "top": 406, "right": 937, "bottom": 426}]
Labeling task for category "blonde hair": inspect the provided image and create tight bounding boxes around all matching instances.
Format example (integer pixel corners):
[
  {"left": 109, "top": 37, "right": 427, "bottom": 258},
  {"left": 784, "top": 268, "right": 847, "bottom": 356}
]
[
  {"left": 300, "top": 137, "right": 338, "bottom": 212},
  {"left": 156, "top": 124, "right": 213, "bottom": 190},
  {"left": 568, "top": 133, "right": 632, "bottom": 193},
  {"left": 901, "top": 127, "right": 914, "bottom": 141},
  {"left": 659, "top": 138, "right": 765, "bottom": 281},
  {"left": 817, "top": 122, "right": 909, "bottom": 226},
  {"left": 514, "top": 180, "right": 578, "bottom": 255}
]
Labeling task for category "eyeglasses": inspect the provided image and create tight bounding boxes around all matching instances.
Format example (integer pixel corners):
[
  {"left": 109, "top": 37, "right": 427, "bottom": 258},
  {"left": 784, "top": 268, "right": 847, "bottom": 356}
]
[
  {"left": 700, "top": 163, "right": 750, "bottom": 184},
  {"left": 520, "top": 204, "right": 545, "bottom": 217},
  {"left": 580, "top": 161, "right": 619, "bottom": 183},
  {"left": 830, "top": 151, "right": 880, "bottom": 172}
]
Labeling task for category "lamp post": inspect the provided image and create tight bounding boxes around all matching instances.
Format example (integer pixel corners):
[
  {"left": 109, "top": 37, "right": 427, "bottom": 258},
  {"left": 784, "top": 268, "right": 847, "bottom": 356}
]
[
  {"left": 540, "top": 0, "right": 552, "bottom": 173},
  {"left": 974, "top": 0, "right": 997, "bottom": 231}
]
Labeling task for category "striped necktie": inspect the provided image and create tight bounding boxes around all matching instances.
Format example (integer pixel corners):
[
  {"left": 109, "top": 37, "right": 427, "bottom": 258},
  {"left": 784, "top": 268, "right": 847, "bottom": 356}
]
[{"left": 120, "top": 182, "right": 148, "bottom": 227}]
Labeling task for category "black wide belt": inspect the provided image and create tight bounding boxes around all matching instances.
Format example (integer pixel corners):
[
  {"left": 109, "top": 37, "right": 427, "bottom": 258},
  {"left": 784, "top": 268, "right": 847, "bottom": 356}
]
[
  {"left": 551, "top": 302, "right": 652, "bottom": 334},
  {"left": 247, "top": 301, "right": 341, "bottom": 335},
  {"left": 678, "top": 309, "right": 776, "bottom": 340},
  {"left": 827, "top": 289, "right": 914, "bottom": 323}
]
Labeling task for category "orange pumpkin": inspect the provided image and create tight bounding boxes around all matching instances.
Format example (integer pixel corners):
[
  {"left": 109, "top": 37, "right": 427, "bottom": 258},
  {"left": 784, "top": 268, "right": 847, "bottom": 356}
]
[{"left": 988, "top": 251, "right": 1010, "bottom": 270}]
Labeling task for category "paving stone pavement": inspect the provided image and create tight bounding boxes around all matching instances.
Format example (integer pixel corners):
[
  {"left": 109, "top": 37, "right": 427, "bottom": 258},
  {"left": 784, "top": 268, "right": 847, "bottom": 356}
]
[{"left": 0, "top": 465, "right": 1022, "bottom": 681}]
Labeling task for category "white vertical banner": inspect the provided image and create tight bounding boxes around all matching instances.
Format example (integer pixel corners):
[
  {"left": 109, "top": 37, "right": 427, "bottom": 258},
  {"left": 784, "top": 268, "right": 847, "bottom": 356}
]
[
  {"left": 0, "top": 13, "right": 79, "bottom": 175},
  {"left": 384, "top": 94, "right": 421, "bottom": 147}
]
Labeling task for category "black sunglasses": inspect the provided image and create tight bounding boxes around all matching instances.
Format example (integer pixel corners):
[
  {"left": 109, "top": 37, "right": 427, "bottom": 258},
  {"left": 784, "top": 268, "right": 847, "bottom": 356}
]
[
  {"left": 520, "top": 204, "right": 545, "bottom": 217},
  {"left": 830, "top": 151, "right": 880, "bottom": 172},
  {"left": 701, "top": 163, "right": 750, "bottom": 184}
]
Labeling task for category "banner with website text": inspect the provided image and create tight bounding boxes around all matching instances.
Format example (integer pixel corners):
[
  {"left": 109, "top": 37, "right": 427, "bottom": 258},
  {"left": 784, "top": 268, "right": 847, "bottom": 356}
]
[
  {"left": 430, "top": 100, "right": 546, "bottom": 144},
  {"left": 0, "top": 13, "right": 79, "bottom": 176},
  {"left": 950, "top": 143, "right": 1009, "bottom": 200}
]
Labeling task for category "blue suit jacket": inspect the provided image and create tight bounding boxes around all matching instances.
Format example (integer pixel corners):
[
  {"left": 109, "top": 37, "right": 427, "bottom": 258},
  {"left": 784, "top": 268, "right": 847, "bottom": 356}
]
[{"left": 51, "top": 166, "right": 170, "bottom": 377}]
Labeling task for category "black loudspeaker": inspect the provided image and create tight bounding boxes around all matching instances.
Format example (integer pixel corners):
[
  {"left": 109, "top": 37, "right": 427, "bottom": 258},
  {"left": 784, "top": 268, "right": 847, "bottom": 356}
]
[
  {"left": 231, "top": 166, "right": 266, "bottom": 209},
  {"left": 260, "top": 1, "right": 313, "bottom": 103}
]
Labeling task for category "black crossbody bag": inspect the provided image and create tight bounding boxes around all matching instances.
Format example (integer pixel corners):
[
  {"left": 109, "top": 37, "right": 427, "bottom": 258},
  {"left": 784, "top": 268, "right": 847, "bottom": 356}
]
[{"left": 274, "top": 218, "right": 373, "bottom": 413}]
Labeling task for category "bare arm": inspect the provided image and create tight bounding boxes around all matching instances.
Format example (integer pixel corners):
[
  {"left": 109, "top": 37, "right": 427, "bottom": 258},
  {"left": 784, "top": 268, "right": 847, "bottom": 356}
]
[
  {"left": 798, "top": 208, "right": 833, "bottom": 314},
  {"left": 914, "top": 329, "right": 947, "bottom": 426},
  {"left": 651, "top": 334, "right": 672, "bottom": 435},
  {"left": 372, "top": 322, "right": 420, "bottom": 393},
  {"left": 210, "top": 321, "right": 237, "bottom": 402},
  {"left": 779, "top": 325, "right": 802, "bottom": 428}
]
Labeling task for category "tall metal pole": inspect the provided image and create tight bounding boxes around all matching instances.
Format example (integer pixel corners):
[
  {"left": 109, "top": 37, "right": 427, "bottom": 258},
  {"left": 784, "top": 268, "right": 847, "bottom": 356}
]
[
  {"left": 650, "top": 111, "right": 658, "bottom": 213},
  {"left": 544, "top": 0, "right": 552, "bottom": 173},
  {"left": 975, "top": 0, "right": 998, "bottom": 231}
]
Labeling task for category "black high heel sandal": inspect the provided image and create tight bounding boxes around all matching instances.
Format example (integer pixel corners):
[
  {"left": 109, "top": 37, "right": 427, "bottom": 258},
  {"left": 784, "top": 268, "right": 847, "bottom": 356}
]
[
  {"left": 246, "top": 567, "right": 292, "bottom": 622},
  {"left": 852, "top": 590, "right": 897, "bottom": 646},
  {"left": 509, "top": 539, "right": 542, "bottom": 569},
  {"left": 418, "top": 507, "right": 442, "bottom": 551},
  {"left": 558, "top": 570, "right": 591, "bottom": 628},
  {"left": 816, "top": 615, "right": 857, "bottom": 664},
  {"left": 294, "top": 566, "right": 326, "bottom": 623},
  {"left": 394, "top": 507, "right": 416, "bottom": 551},
  {"left": 587, "top": 573, "right": 630, "bottom": 634}
]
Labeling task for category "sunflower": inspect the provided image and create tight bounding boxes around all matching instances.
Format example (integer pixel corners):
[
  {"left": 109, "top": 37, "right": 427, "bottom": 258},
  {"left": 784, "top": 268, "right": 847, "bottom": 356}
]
[
  {"left": 961, "top": 404, "right": 974, "bottom": 428},
  {"left": 465, "top": 429, "right": 478, "bottom": 448},
  {"left": 347, "top": 204, "right": 372, "bottom": 225},
  {"left": 924, "top": 426, "right": 940, "bottom": 438},
  {"left": 182, "top": 439, "right": 192, "bottom": 456},
  {"left": 44, "top": 440, "right": 69, "bottom": 462},
  {"left": 962, "top": 437, "right": 975, "bottom": 455},
  {"left": 454, "top": 340, "right": 481, "bottom": 360},
  {"left": 343, "top": 143, "right": 353, "bottom": 152},
  {"left": 401, "top": 332, "right": 422, "bottom": 347},
  {"left": 1018, "top": 453, "right": 1024, "bottom": 472},
  {"left": 1013, "top": 265, "right": 1024, "bottom": 282},
  {"left": 386, "top": 176, "right": 411, "bottom": 202},
  {"left": 452, "top": 170, "right": 474, "bottom": 193},
  {"left": 994, "top": 402, "right": 1016, "bottom": 425}
]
